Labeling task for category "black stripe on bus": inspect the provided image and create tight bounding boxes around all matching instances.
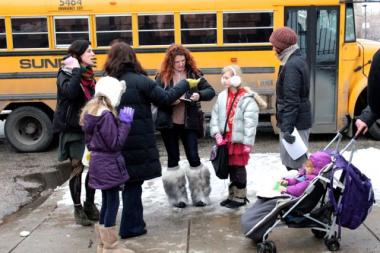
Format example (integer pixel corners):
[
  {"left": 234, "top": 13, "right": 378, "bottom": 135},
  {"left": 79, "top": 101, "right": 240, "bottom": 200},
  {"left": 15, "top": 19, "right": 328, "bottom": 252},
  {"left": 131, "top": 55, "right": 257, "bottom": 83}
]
[
  {"left": 0, "top": 67, "right": 274, "bottom": 79},
  {"left": 0, "top": 45, "right": 272, "bottom": 57},
  {"left": 0, "top": 93, "right": 57, "bottom": 101}
]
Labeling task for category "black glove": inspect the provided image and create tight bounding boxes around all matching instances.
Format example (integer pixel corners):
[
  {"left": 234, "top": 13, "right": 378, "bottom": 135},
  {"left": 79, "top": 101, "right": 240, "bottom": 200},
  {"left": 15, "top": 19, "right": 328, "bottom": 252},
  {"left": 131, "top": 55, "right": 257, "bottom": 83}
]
[{"left": 283, "top": 132, "right": 295, "bottom": 144}]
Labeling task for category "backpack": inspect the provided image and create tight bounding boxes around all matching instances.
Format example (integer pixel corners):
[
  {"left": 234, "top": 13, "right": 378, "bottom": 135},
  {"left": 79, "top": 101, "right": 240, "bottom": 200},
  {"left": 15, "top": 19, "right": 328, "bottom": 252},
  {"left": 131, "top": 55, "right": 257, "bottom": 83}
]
[{"left": 330, "top": 155, "right": 375, "bottom": 230}]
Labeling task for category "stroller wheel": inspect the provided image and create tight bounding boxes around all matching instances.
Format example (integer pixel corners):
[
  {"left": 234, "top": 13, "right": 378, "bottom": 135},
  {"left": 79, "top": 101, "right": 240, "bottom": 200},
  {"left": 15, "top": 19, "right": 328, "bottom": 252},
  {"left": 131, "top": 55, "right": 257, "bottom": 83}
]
[
  {"left": 324, "top": 238, "right": 340, "bottom": 251},
  {"left": 257, "top": 241, "right": 277, "bottom": 253},
  {"left": 311, "top": 229, "right": 326, "bottom": 238}
]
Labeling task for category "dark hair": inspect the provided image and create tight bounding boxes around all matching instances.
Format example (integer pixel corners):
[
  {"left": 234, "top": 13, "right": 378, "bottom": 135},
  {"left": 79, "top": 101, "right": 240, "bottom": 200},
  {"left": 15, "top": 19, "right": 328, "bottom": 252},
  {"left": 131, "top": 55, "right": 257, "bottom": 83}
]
[
  {"left": 67, "top": 40, "right": 91, "bottom": 63},
  {"left": 104, "top": 42, "right": 147, "bottom": 78},
  {"left": 159, "top": 44, "right": 200, "bottom": 86}
]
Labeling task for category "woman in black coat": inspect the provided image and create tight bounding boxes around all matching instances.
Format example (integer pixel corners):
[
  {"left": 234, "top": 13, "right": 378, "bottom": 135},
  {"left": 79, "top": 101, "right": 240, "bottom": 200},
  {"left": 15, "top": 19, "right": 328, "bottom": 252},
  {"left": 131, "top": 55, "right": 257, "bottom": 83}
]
[
  {"left": 269, "top": 27, "right": 312, "bottom": 171},
  {"left": 103, "top": 42, "right": 199, "bottom": 239},
  {"left": 156, "top": 44, "right": 216, "bottom": 208},
  {"left": 52, "top": 40, "right": 99, "bottom": 226}
]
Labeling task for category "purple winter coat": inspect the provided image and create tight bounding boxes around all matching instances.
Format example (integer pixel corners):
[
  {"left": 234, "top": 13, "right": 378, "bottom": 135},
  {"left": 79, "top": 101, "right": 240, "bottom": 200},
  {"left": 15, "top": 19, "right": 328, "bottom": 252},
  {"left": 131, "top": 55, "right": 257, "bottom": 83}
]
[{"left": 82, "top": 110, "right": 131, "bottom": 190}]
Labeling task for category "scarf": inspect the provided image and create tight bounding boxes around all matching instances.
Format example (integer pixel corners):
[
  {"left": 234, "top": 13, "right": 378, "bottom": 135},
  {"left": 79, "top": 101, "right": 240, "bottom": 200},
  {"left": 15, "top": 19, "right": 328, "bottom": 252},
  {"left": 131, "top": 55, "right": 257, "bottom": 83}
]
[
  {"left": 226, "top": 88, "right": 246, "bottom": 135},
  {"left": 277, "top": 44, "right": 299, "bottom": 65},
  {"left": 80, "top": 66, "right": 96, "bottom": 101}
]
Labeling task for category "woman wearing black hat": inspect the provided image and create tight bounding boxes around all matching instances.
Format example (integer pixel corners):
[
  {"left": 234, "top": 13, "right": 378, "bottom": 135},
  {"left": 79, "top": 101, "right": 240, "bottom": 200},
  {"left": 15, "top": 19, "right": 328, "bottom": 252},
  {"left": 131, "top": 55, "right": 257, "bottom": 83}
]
[
  {"left": 53, "top": 40, "right": 99, "bottom": 226},
  {"left": 269, "top": 27, "right": 312, "bottom": 171}
]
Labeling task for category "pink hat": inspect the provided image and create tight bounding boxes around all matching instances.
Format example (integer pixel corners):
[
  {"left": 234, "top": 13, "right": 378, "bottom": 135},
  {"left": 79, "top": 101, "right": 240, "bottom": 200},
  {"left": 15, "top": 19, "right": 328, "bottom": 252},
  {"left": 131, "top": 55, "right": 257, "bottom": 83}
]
[{"left": 269, "top": 27, "right": 298, "bottom": 51}]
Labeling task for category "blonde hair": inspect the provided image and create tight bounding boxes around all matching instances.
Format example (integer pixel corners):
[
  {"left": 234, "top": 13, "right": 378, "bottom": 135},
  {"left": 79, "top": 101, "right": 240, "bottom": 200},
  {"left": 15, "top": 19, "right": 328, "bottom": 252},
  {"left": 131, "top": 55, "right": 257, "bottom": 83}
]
[
  {"left": 222, "top": 64, "right": 243, "bottom": 78},
  {"left": 79, "top": 95, "right": 117, "bottom": 126}
]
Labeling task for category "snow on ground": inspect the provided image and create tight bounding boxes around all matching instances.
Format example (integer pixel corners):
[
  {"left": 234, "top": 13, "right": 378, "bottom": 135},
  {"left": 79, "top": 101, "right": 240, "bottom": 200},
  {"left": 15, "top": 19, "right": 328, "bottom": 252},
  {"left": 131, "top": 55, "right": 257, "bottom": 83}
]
[{"left": 57, "top": 148, "right": 380, "bottom": 216}]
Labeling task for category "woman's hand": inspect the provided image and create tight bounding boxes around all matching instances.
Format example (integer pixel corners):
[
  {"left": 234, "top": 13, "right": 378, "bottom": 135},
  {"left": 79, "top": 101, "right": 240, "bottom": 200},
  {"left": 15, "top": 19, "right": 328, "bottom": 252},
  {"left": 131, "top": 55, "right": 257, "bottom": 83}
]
[{"left": 190, "top": 92, "right": 200, "bottom": 102}]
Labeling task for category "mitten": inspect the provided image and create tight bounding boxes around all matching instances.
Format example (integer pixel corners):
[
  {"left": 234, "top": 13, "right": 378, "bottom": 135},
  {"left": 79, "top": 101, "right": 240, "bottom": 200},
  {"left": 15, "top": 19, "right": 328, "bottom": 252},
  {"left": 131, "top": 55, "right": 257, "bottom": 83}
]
[
  {"left": 243, "top": 145, "right": 251, "bottom": 153},
  {"left": 186, "top": 78, "right": 201, "bottom": 89},
  {"left": 214, "top": 133, "right": 226, "bottom": 146},
  {"left": 119, "top": 107, "right": 135, "bottom": 124},
  {"left": 283, "top": 132, "right": 295, "bottom": 144}
]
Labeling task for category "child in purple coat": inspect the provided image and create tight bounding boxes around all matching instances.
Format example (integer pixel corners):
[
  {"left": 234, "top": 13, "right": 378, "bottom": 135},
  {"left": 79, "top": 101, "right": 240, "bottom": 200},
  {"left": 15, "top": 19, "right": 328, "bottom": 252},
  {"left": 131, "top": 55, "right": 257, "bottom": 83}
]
[
  {"left": 278, "top": 151, "right": 331, "bottom": 197},
  {"left": 80, "top": 76, "right": 135, "bottom": 253}
]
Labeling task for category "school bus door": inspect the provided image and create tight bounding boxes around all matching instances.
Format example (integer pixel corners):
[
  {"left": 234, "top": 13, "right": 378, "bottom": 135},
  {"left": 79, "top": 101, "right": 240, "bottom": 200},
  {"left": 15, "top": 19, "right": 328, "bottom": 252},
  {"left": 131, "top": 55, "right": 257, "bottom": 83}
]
[{"left": 285, "top": 6, "right": 339, "bottom": 133}]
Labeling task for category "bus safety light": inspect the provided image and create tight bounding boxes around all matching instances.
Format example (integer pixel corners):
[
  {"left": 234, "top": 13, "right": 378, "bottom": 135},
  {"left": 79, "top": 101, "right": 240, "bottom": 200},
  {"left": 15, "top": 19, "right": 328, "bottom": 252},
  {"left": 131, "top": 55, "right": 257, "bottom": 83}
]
[
  {"left": 231, "top": 57, "right": 237, "bottom": 63},
  {"left": 110, "top": 1, "right": 117, "bottom": 6}
]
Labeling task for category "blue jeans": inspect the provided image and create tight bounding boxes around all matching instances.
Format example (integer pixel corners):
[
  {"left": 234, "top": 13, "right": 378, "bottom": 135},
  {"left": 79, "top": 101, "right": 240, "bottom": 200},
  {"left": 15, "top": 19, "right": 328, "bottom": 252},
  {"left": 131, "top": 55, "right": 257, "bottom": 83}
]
[
  {"left": 160, "top": 124, "right": 201, "bottom": 168},
  {"left": 99, "top": 187, "right": 119, "bottom": 227},
  {"left": 119, "top": 180, "right": 146, "bottom": 238}
]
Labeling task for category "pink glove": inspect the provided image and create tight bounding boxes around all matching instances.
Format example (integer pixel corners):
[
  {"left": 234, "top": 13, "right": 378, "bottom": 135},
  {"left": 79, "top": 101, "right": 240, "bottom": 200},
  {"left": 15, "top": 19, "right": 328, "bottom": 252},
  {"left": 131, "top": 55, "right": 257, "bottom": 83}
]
[
  {"left": 243, "top": 145, "right": 251, "bottom": 153},
  {"left": 214, "top": 133, "right": 226, "bottom": 146}
]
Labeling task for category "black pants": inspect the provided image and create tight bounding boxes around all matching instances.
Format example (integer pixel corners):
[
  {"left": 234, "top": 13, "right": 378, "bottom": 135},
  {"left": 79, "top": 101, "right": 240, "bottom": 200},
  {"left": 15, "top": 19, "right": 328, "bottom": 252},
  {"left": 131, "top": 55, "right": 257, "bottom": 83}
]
[
  {"left": 119, "top": 180, "right": 146, "bottom": 237},
  {"left": 69, "top": 170, "right": 95, "bottom": 206},
  {"left": 160, "top": 124, "right": 201, "bottom": 168},
  {"left": 229, "top": 166, "right": 247, "bottom": 189}
]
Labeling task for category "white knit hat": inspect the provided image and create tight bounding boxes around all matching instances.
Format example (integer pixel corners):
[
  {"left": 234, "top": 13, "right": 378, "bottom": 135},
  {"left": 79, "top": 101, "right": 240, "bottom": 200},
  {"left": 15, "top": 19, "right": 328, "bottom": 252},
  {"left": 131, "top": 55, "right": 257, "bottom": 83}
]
[{"left": 95, "top": 76, "right": 126, "bottom": 107}]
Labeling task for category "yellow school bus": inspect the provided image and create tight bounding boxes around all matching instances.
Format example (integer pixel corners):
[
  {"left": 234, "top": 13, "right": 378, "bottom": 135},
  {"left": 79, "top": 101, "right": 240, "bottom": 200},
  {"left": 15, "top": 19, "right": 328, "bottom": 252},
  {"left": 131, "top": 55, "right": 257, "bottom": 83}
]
[{"left": 0, "top": 0, "right": 379, "bottom": 151}]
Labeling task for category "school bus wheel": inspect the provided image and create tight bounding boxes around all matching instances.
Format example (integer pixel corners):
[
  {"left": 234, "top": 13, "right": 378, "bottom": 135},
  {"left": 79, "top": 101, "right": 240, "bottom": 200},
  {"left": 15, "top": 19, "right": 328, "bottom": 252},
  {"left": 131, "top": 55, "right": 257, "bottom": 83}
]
[{"left": 4, "top": 106, "right": 53, "bottom": 152}]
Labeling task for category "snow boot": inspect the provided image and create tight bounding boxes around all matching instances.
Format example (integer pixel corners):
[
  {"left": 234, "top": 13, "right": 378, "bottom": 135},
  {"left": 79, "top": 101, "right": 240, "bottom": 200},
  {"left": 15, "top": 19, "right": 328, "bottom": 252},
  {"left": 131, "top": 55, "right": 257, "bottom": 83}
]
[
  {"left": 99, "top": 226, "right": 135, "bottom": 253},
  {"left": 95, "top": 223, "right": 104, "bottom": 253},
  {"left": 224, "top": 186, "right": 249, "bottom": 209},
  {"left": 84, "top": 200, "right": 100, "bottom": 221},
  {"left": 186, "top": 164, "right": 211, "bottom": 207},
  {"left": 220, "top": 183, "right": 234, "bottom": 206},
  {"left": 162, "top": 166, "right": 188, "bottom": 208},
  {"left": 74, "top": 205, "right": 92, "bottom": 226}
]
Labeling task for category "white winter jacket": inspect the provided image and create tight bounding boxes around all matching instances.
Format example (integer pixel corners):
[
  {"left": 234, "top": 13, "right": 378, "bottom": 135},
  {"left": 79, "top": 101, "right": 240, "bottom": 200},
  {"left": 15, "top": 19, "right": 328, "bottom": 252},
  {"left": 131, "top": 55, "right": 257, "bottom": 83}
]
[{"left": 210, "top": 89, "right": 259, "bottom": 146}]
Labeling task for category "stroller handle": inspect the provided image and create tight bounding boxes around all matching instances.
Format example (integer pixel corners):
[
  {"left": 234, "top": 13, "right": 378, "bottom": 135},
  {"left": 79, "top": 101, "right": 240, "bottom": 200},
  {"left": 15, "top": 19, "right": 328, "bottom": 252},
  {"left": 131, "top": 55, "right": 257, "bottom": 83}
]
[{"left": 338, "top": 114, "right": 351, "bottom": 134}]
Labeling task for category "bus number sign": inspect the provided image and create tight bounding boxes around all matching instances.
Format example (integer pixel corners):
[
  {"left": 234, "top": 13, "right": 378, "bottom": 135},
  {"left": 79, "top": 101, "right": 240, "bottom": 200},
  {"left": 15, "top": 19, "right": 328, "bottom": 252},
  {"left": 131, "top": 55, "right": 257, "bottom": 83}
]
[{"left": 58, "top": 0, "right": 83, "bottom": 11}]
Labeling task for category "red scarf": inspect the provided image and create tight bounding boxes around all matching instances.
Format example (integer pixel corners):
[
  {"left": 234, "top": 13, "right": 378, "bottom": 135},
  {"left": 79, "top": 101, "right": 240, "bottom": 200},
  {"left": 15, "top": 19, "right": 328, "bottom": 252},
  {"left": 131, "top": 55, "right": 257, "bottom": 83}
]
[
  {"left": 225, "top": 88, "right": 246, "bottom": 139},
  {"left": 80, "top": 66, "right": 96, "bottom": 101}
]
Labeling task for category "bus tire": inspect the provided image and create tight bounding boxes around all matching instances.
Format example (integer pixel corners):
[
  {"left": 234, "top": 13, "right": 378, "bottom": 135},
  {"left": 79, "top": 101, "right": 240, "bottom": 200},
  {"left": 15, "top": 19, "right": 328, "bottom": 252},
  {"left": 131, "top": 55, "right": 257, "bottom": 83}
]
[
  {"left": 4, "top": 106, "right": 53, "bottom": 152},
  {"left": 369, "top": 119, "right": 380, "bottom": 140}
]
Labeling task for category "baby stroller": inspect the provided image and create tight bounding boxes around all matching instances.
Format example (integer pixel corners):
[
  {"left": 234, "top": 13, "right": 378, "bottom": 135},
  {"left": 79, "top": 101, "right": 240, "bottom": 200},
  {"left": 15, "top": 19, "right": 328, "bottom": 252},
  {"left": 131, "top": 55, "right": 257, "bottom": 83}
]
[{"left": 241, "top": 126, "right": 375, "bottom": 253}]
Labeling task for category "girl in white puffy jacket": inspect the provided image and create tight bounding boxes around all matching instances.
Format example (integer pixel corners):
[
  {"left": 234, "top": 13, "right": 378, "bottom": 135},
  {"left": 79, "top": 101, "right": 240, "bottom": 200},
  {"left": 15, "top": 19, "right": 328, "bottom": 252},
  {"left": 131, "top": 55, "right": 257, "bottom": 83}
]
[{"left": 210, "top": 64, "right": 266, "bottom": 209}]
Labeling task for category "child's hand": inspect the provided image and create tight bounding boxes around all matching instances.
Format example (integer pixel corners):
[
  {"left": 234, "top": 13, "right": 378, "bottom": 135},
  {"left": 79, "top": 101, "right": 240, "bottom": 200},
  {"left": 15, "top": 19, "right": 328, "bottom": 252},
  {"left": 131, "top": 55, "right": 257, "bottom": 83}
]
[
  {"left": 279, "top": 179, "right": 288, "bottom": 186},
  {"left": 279, "top": 186, "right": 287, "bottom": 193},
  {"left": 119, "top": 107, "right": 135, "bottom": 123},
  {"left": 214, "top": 133, "right": 226, "bottom": 146},
  {"left": 243, "top": 145, "right": 251, "bottom": 153}
]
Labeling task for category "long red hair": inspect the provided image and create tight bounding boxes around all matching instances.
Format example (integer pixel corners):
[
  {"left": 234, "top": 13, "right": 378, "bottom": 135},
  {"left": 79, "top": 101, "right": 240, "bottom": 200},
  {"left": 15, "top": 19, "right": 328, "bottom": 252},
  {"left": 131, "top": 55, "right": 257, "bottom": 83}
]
[{"left": 159, "top": 44, "right": 200, "bottom": 87}]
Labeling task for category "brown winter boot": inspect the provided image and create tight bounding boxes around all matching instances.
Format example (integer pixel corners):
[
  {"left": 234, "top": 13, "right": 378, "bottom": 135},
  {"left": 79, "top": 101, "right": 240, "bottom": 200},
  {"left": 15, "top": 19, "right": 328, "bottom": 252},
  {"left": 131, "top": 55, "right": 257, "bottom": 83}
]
[
  {"left": 99, "top": 226, "right": 135, "bottom": 253},
  {"left": 224, "top": 186, "right": 249, "bottom": 209},
  {"left": 94, "top": 223, "right": 104, "bottom": 253}
]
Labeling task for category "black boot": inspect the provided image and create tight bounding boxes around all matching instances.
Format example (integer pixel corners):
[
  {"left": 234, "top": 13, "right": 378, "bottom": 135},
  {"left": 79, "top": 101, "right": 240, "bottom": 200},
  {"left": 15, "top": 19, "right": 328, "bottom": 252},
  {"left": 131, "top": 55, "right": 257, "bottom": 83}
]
[
  {"left": 84, "top": 201, "right": 100, "bottom": 221},
  {"left": 74, "top": 206, "right": 93, "bottom": 226},
  {"left": 224, "top": 186, "right": 249, "bottom": 209},
  {"left": 220, "top": 183, "right": 234, "bottom": 206}
]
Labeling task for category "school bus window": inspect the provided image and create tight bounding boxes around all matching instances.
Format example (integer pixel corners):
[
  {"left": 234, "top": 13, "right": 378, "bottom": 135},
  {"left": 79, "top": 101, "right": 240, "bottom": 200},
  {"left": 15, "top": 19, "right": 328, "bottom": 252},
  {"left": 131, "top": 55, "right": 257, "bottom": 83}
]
[
  {"left": 54, "top": 17, "right": 89, "bottom": 47},
  {"left": 345, "top": 4, "right": 356, "bottom": 42},
  {"left": 180, "top": 13, "right": 216, "bottom": 44},
  {"left": 138, "top": 14, "right": 174, "bottom": 46},
  {"left": 96, "top": 15, "right": 132, "bottom": 47},
  {"left": 0, "top": 18, "right": 6, "bottom": 49},
  {"left": 317, "top": 9, "right": 338, "bottom": 64},
  {"left": 286, "top": 9, "right": 308, "bottom": 54},
  {"left": 223, "top": 12, "right": 273, "bottom": 43},
  {"left": 11, "top": 17, "right": 48, "bottom": 48}
]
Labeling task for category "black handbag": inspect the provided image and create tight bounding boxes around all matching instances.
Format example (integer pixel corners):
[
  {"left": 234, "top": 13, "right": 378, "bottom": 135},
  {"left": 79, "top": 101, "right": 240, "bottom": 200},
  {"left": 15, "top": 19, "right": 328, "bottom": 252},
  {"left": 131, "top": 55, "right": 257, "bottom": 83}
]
[
  {"left": 196, "top": 109, "right": 205, "bottom": 138},
  {"left": 210, "top": 92, "right": 239, "bottom": 179}
]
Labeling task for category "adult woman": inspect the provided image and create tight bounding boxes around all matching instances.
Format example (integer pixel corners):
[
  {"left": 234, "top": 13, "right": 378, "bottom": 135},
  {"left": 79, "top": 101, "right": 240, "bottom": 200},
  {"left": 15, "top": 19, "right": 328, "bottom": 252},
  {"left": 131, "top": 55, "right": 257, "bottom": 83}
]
[
  {"left": 103, "top": 42, "right": 199, "bottom": 239},
  {"left": 269, "top": 27, "right": 312, "bottom": 171},
  {"left": 155, "top": 44, "right": 216, "bottom": 208},
  {"left": 52, "top": 40, "right": 99, "bottom": 226}
]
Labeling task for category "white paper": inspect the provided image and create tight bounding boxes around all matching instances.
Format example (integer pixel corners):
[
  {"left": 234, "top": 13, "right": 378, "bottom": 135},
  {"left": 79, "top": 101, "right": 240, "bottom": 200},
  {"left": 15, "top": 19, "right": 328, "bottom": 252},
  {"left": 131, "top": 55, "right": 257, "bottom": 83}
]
[{"left": 281, "top": 128, "right": 308, "bottom": 160}]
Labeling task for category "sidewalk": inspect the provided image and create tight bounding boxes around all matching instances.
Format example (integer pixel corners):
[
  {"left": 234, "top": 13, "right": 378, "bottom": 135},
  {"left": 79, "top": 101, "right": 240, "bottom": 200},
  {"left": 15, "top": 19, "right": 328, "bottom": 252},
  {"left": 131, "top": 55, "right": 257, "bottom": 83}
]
[{"left": 1, "top": 161, "right": 380, "bottom": 253}]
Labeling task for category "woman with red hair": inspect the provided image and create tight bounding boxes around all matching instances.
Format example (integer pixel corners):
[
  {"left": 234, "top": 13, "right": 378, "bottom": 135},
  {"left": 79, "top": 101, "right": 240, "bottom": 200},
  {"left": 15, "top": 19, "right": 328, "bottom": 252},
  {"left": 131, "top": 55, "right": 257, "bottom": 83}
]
[{"left": 156, "top": 44, "right": 216, "bottom": 208}]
